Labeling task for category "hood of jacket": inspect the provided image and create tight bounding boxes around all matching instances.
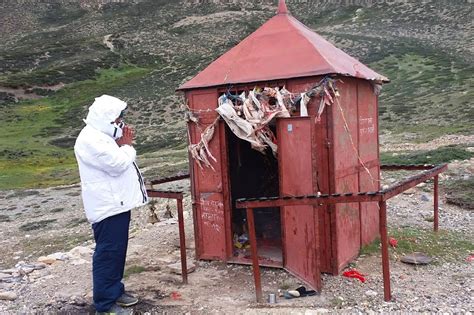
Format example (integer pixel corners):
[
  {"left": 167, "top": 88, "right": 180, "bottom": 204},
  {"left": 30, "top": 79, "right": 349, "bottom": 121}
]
[{"left": 84, "top": 95, "right": 127, "bottom": 137}]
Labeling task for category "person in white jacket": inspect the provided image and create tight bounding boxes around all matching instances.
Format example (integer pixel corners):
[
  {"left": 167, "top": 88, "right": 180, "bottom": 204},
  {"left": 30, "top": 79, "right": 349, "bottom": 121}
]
[{"left": 74, "top": 95, "right": 148, "bottom": 314}]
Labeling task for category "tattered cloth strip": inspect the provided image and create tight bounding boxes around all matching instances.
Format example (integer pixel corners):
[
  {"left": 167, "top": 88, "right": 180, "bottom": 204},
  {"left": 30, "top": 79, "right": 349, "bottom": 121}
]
[
  {"left": 216, "top": 87, "right": 291, "bottom": 156},
  {"left": 188, "top": 117, "right": 219, "bottom": 170},
  {"left": 187, "top": 76, "right": 339, "bottom": 170},
  {"left": 216, "top": 76, "right": 339, "bottom": 154}
]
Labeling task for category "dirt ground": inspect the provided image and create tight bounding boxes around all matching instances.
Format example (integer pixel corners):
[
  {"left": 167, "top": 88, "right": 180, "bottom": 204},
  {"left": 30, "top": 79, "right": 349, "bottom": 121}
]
[{"left": 0, "top": 136, "right": 473, "bottom": 314}]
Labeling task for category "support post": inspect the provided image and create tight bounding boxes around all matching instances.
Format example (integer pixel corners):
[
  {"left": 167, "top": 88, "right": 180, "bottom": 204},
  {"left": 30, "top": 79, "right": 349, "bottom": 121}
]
[
  {"left": 246, "top": 208, "right": 262, "bottom": 303},
  {"left": 177, "top": 198, "right": 188, "bottom": 284},
  {"left": 434, "top": 175, "right": 439, "bottom": 232},
  {"left": 379, "top": 201, "right": 392, "bottom": 302}
]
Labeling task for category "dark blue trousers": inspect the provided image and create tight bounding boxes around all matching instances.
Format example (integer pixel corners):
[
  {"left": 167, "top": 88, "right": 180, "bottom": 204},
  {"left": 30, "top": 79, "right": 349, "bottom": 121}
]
[{"left": 92, "top": 211, "right": 131, "bottom": 312}]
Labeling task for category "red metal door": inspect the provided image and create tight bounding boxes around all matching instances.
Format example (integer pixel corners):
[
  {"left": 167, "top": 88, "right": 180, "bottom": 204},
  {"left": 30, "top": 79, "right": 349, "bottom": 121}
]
[{"left": 277, "top": 117, "right": 321, "bottom": 290}]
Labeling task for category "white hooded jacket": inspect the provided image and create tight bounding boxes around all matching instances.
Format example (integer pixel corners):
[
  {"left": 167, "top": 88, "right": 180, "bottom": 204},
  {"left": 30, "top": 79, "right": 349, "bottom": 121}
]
[{"left": 74, "top": 95, "right": 148, "bottom": 224}]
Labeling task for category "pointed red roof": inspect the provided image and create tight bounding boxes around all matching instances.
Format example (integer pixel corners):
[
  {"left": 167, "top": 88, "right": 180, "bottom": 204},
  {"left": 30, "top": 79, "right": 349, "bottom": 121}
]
[
  {"left": 178, "top": 3, "right": 388, "bottom": 90},
  {"left": 277, "top": 0, "right": 288, "bottom": 14}
]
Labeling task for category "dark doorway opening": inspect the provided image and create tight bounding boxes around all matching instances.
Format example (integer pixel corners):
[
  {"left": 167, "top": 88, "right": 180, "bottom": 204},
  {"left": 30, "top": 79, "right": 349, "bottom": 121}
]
[{"left": 227, "top": 125, "right": 282, "bottom": 266}]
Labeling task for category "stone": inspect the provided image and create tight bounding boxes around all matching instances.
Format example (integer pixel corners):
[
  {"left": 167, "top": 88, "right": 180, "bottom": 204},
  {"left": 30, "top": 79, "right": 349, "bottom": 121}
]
[
  {"left": 70, "top": 258, "right": 88, "bottom": 266},
  {"left": 68, "top": 246, "right": 93, "bottom": 259},
  {"left": 34, "top": 268, "right": 51, "bottom": 278},
  {"left": 168, "top": 261, "right": 196, "bottom": 275},
  {"left": 48, "top": 252, "right": 69, "bottom": 261},
  {"left": 157, "top": 256, "right": 175, "bottom": 265},
  {"left": 172, "top": 238, "right": 195, "bottom": 249},
  {"left": 403, "top": 188, "right": 416, "bottom": 195},
  {"left": 401, "top": 252, "right": 432, "bottom": 265},
  {"left": 0, "top": 291, "right": 17, "bottom": 300},
  {"left": 33, "top": 263, "right": 47, "bottom": 270},
  {"left": 365, "top": 290, "right": 378, "bottom": 297},
  {"left": 38, "top": 256, "right": 57, "bottom": 265},
  {"left": 0, "top": 269, "right": 16, "bottom": 274},
  {"left": 69, "top": 295, "right": 87, "bottom": 306},
  {"left": 421, "top": 194, "right": 430, "bottom": 202},
  {"left": 0, "top": 283, "right": 13, "bottom": 290},
  {"left": 0, "top": 273, "right": 11, "bottom": 280},
  {"left": 18, "top": 267, "right": 34, "bottom": 275}
]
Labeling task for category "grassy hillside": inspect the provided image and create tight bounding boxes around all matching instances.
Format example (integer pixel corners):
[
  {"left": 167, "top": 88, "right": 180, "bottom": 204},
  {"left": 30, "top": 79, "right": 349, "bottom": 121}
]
[{"left": 0, "top": 0, "right": 472, "bottom": 189}]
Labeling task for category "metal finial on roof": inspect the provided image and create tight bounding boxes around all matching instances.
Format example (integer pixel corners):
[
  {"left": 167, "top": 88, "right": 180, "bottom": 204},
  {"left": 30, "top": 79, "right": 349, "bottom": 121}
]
[{"left": 277, "top": 0, "right": 288, "bottom": 14}]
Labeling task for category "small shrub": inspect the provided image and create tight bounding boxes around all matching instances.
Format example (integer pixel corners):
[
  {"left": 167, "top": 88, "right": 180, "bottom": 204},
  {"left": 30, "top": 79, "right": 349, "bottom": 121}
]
[
  {"left": 66, "top": 217, "right": 88, "bottom": 228},
  {"left": 19, "top": 219, "right": 57, "bottom": 231},
  {"left": 381, "top": 145, "right": 474, "bottom": 165},
  {"left": 0, "top": 215, "right": 11, "bottom": 222},
  {"left": 445, "top": 177, "right": 474, "bottom": 210},
  {"left": 124, "top": 265, "right": 146, "bottom": 278}
]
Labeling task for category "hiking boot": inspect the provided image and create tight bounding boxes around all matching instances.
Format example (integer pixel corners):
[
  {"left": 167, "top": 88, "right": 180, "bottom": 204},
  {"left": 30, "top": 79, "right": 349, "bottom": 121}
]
[
  {"left": 95, "top": 303, "right": 132, "bottom": 315},
  {"left": 116, "top": 292, "right": 139, "bottom": 307}
]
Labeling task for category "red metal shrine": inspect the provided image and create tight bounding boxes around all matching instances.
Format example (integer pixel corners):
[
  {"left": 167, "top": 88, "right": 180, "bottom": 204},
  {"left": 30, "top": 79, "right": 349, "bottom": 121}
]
[{"left": 176, "top": 0, "right": 444, "bottom": 301}]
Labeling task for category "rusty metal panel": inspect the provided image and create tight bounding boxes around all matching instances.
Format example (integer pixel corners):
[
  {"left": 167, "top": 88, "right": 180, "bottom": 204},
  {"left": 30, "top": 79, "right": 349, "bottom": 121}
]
[
  {"left": 357, "top": 81, "right": 380, "bottom": 245},
  {"left": 197, "top": 192, "right": 226, "bottom": 260},
  {"left": 190, "top": 89, "right": 218, "bottom": 114},
  {"left": 331, "top": 79, "right": 360, "bottom": 271},
  {"left": 189, "top": 91, "right": 221, "bottom": 192},
  {"left": 314, "top": 107, "right": 332, "bottom": 273},
  {"left": 278, "top": 117, "right": 321, "bottom": 290},
  {"left": 187, "top": 90, "right": 227, "bottom": 260},
  {"left": 335, "top": 178, "right": 360, "bottom": 270},
  {"left": 218, "top": 121, "right": 233, "bottom": 260}
]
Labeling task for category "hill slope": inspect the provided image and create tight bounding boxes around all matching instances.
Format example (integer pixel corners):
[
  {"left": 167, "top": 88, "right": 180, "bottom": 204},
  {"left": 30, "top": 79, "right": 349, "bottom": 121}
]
[{"left": 0, "top": 0, "right": 472, "bottom": 188}]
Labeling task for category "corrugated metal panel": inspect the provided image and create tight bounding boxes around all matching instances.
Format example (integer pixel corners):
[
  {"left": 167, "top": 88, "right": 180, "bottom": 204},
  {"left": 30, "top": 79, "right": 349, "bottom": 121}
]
[{"left": 179, "top": 8, "right": 388, "bottom": 91}]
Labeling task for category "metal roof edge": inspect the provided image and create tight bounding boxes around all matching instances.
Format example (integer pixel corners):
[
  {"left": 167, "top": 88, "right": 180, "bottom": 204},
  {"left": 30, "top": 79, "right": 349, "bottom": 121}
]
[{"left": 177, "top": 72, "right": 388, "bottom": 92}]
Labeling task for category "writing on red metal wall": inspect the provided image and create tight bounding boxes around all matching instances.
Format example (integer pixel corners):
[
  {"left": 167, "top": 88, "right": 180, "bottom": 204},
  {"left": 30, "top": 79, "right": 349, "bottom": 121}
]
[
  {"left": 200, "top": 198, "right": 224, "bottom": 233},
  {"left": 359, "top": 117, "right": 375, "bottom": 135}
]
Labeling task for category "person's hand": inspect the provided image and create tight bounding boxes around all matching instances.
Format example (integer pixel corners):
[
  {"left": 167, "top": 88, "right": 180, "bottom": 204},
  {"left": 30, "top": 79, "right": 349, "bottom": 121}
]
[{"left": 116, "top": 125, "right": 135, "bottom": 147}]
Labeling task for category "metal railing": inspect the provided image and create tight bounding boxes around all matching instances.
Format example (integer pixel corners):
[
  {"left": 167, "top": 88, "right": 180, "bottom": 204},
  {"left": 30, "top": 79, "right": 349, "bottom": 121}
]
[{"left": 236, "top": 164, "right": 448, "bottom": 302}]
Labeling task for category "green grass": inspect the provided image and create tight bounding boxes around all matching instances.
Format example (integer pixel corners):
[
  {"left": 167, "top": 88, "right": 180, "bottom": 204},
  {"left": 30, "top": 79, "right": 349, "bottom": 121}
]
[
  {"left": 445, "top": 177, "right": 474, "bottom": 210},
  {"left": 380, "top": 145, "right": 474, "bottom": 165},
  {"left": 19, "top": 219, "right": 57, "bottom": 231},
  {"left": 124, "top": 265, "right": 146, "bottom": 278},
  {"left": 385, "top": 125, "right": 473, "bottom": 143},
  {"left": 371, "top": 53, "right": 474, "bottom": 127},
  {"left": 360, "top": 228, "right": 473, "bottom": 263},
  {"left": 0, "top": 65, "right": 153, "bottom": 190},
  {"left": 140, "top": 147, "right": 189, "bottom": 180}
]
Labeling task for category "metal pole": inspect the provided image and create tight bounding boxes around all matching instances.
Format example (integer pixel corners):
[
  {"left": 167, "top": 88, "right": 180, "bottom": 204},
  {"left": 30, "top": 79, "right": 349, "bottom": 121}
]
[
  {"left": 379, "top": 201, "right": 392, "bottom": 302},
  {"left": 434, "top": 175, "right": 439, "bottom": 232},
  {"left": 246, "top": 207, "right": 262, "bottom": 303},
  {"left": 177, "top": 198, "right": 188, "bottom": 284}
]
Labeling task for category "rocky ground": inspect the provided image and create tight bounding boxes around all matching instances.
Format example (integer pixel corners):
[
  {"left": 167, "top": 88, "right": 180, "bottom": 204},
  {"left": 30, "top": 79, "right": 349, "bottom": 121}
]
[{"left": 0, "top": 137, "right": 473, "bottom": 314}]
